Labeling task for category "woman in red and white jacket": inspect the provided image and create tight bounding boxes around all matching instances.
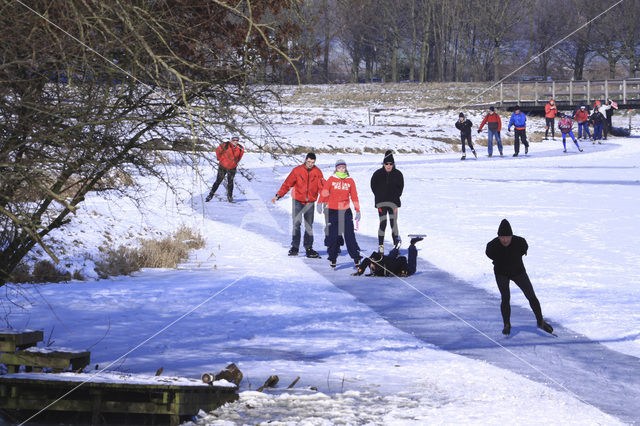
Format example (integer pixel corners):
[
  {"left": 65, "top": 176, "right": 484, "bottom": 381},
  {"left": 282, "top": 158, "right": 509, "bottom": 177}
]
[{"left": 317, "top": 159, "right": 362, "bottom": 268}]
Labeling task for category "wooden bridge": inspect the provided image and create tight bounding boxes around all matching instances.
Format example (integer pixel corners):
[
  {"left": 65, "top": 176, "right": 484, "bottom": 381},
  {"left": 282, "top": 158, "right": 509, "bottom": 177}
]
[{"left": 496, "top": 79, "right": 640, "bottom": 113}]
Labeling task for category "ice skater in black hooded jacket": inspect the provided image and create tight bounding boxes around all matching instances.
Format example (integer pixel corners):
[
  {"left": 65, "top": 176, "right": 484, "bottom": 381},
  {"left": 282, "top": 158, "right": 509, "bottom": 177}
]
[
  {"left": 455, "top": 113, "right": 477, "bottom": 160},
  {"left": 485, "top": 219, "right": 554, "bottom": 336},
  {"left": 370, "top": 150, "right": 404, "bottom": 253}
]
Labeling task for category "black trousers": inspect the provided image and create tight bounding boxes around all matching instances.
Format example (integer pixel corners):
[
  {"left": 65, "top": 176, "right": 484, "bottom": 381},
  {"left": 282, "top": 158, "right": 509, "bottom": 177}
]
[
  {"left": 513, "top": 129, "right": 528, "bottom": 154},
  {"left": 545, "top": 117, "right": 555, "bottom": 137},
  {"left": 377, "top": 205, "right": 399, "bottom": 246},
  {"left": 494, "top": 272, "right": 543, "bottom": 326},
  {"left": 208, "top": 166, "right": 236, "bottom": 198},
  {"left": 460, "top": 133, "right": 474, "bottom": 153}
]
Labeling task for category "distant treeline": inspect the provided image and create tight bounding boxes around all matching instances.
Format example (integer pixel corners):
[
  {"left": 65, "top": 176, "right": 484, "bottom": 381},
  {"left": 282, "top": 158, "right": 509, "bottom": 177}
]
[{"left": 276, "top": 0, "right": 640, "bottom": 84}]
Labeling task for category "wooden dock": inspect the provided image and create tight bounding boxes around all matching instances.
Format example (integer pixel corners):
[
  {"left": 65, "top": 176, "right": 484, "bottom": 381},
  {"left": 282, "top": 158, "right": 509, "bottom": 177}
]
[{"left": 0, "top": 373, "right": 238, "bottom": 425}]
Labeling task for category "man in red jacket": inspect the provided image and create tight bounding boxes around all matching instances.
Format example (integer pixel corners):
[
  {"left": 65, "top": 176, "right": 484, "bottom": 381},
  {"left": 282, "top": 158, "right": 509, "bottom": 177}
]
[
  {"left": 206, "top": 136, "right": 244, "bottom": 202},
  {"left": 271, "top": 153, "right": 325, "bottom": 258}
]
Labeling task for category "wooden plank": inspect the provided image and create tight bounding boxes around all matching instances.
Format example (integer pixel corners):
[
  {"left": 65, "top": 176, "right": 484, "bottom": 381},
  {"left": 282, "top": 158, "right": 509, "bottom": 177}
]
[
  {"left": 0, "top": 350, "right": 90, "bottom": 371},
  {"left": 0, "top": 330, "right": 43, "bottom": 352}
]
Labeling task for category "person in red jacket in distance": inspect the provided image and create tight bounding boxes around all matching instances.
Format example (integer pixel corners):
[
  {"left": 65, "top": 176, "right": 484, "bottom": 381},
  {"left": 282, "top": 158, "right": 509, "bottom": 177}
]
[
  {"left": 271, "top": 153, "right": 325, "bottom": 258},
  {"left": 206, "top": 136, "right": 244, "bottom": 202}
]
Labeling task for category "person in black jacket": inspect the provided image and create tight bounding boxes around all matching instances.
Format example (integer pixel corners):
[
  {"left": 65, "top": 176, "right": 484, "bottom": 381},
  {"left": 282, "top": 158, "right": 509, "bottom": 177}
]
[
  {"left": 455, "top": 113, "right": 476, "bottom": 160},
  {"left": 485, "top": 219, "right": 553, "bottom": 336},
  {"left": 353, "top": 237, "right": 423, "bottom": 277},
  {"left": 370, "top": 150, "right": 404, "bottom": 253},
  {"left": 590, "top": 108, "right": 606, "bottom": 143}
]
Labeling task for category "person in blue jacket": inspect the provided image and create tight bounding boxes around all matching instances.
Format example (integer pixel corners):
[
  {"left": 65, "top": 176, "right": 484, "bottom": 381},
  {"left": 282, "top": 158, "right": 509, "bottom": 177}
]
[{"left": 507, "top": 106, "right": 529, "bottom": 157}]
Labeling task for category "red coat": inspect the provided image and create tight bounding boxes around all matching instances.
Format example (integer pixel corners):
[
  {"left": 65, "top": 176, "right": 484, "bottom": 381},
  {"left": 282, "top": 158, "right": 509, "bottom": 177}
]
[
  {"left": 216, "top": 142, "right": 244, "bottom": 169},
  {"left": 545, "top": 102, "right": 558, "bottom": 118},
  {"left": 574, "top": 109, "right": 590, "bottom": 123},
  {"left": 318, "top": 174, "right": 360, "bottom": 212},
  {"left": 478, "top": 112, "right": 502, "bottom": 132},
  {"left": 276, "top": 164, "right": 325, "bottom": 204}
]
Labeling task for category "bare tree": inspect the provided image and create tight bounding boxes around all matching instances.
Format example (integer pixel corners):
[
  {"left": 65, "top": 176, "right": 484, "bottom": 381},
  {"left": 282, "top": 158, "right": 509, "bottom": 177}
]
[
  {"left": 473, "top": 0, "right": 527, "bottom": 81},
  {"left": 0, "top": 0, "right": 299, "bottom": 286}
]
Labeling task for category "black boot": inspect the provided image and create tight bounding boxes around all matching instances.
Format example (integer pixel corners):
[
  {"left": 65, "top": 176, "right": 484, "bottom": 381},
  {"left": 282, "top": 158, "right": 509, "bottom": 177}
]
[
  {"left": 537, "top": 320, "right": 554, "bottom": 334},
  {"left": 410, "top": 237, "right": 424, "bottom": 245},
  {"left": 502, "top": 323, "right": 511, "bottom": 335},
  {"left": 305, "top": 248, "right": 320, "bottom": 258}
]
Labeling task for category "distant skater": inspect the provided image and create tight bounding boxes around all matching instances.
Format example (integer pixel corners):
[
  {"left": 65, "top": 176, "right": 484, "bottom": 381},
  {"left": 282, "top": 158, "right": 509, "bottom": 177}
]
[
  {"left": 544, "top": 99, "right": 558, "bottom": 140},
  {"left": 477, "top": 106, "right": 503, "bottom": 157},
  {"left": 507, "top": 106, "right": 529, "bottom": 156},
  {"left": 485, "top": 219, "right": 554, "bottom": 336},
  {"left": 590, "top": 107, "right": 606, "bottom": 144},
  {"left": 573, "top": 105, "right": 592, "bottom": 141},
  {"left": 558, "top": 114, "right": 583, "bottom": 153},
  {"left": 206, "top": 136, "right": 244, "bottom": 202},
  {"left": 455, "top": 113, "right": 476, "bottom": 160}
]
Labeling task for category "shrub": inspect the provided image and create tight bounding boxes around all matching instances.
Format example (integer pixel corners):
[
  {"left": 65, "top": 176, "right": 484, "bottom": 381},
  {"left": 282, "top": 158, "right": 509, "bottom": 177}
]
[
  {"left": 8, "top": 262, "right": 32, "bottom": 283},
  {"left": 94, "top": 246, "right": 143, "bottom": 279},
  {"left": 94, "top": 226, "right": 205, "bottom": 278},
  {"left": 312, "top": 117, "right": 326, "bottom": 125},
  {"left": 32, "top": 260, "right": 71, "bottom": 283}
]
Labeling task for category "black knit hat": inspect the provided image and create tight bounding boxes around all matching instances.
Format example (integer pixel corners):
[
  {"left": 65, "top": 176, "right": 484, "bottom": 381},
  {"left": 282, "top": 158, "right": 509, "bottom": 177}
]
[
  {"left": 459, "top": 112, "right": 465, "bottom": 118},
  {"left": 383, "top": 150, "right": 395, "bottom": 164},
  {"left": 497, "top": 219, "right": 513, "bottom": 236},
  {"left": 305, "top": 152, "right": 316, "bottom": 160},
  {"left": 489, "top": 106, "right": 495, "bottom": 111}
]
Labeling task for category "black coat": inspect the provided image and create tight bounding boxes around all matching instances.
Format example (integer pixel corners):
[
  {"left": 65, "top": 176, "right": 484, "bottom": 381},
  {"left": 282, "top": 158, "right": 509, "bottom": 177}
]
[
  {"left": 590, "top": 111, "right": 605, "bottom": 125},
  {"left": 370, "top": 167, "right": 404, "bottom": 208},
  {"left": 455, "top": 119, "right": 473, "bottom": 136},
  {"left": 356, "top": 251, "right": 407, "bottom": 276},
  {"left": 485, "top": 235, "right": 528, "bottom": 278}
]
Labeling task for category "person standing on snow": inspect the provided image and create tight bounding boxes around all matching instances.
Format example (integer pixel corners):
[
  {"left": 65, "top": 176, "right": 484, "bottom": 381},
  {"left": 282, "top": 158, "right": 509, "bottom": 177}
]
[
  {"left": 455, "top": 113, "right": 476, "bottom": 160},
  {"left": 206, "top": 136, "right": 244, "bottom": 202},
  {"left": 507, "top": 106, "right": 529, "bottom": 157},
  {"left": 318, "top": 159, "right": 362, "bottom": 269},
  {"left": 370, "top": 150, "right": 404, "bottom": 253},
  {"left": 544, "top": 99, "right": 558, "bottom": 140},
  {"left": 558, "top": 114, "right": 583, "bottom": 153},
  {"left": 485, "top": 219, "right": 553, "bottom": 336},
  {"left": 590, "top": 107, "right": 606, "bottom": 143},
  {"left": 573, "top": 105, "right": 592, "bottom": 141},
  {"left": 352, "top": 237, "right": 423, "bottom": 277},
  {"left": 271, "top": 152, "right": 325, "bottom": 258},
  {"left": 477, "top": 106, "right": 503, "bottom": 157},
  {"left": 603, "top": 99, "right": 618, "bottom": 140}
]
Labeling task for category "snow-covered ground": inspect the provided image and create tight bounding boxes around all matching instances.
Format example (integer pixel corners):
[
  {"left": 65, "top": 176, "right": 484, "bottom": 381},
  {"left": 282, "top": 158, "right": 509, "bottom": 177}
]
[{"left": 3, "top": 88, "right": 640, "bottom": 424}]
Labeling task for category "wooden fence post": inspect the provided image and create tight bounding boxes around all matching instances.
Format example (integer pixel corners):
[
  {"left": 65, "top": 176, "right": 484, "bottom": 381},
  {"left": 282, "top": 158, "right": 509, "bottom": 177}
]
[
  {"left": 623, "top": 80, "right": 627, "bottom": 103},
  {"left": 587, "top": 80, "right": 590, "bottom": 105},
  {"left": 605, "top": 80, "right": 608, "bottom": 100},
  {"left": 534, "top": 82, "right": 538, "bottom": 105},
  {"left": 500, "top": 83, "right": 504, "bottom": 106},
  {"left": 517, "top": 82, "right": 521, "bottom": 104},
  {"left": 552, "top": 81, "right": 556, "bottom": 100},
  {"left": 569, "top": 80, "right": 573, "bottom": 104}
]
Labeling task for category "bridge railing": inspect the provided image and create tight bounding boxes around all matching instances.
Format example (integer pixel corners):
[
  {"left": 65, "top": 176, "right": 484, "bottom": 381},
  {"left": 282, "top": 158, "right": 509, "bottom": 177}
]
[{"left": 499, "top": 79, "right": 640, "bottom": 106}]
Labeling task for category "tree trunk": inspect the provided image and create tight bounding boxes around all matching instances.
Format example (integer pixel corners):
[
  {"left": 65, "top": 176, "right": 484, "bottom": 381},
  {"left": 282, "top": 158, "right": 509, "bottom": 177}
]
[{"left": 322, "top": 0, "right": 330, "bottom": 82}]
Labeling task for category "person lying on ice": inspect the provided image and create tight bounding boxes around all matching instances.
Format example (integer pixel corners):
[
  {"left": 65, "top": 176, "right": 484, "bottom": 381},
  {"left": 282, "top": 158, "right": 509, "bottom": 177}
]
[
  {"left": 352, "top": 237, "right": 423, "bottom": 277},
  {"left": 485, "top": 219, "right": 554, "bottom": 336}
]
